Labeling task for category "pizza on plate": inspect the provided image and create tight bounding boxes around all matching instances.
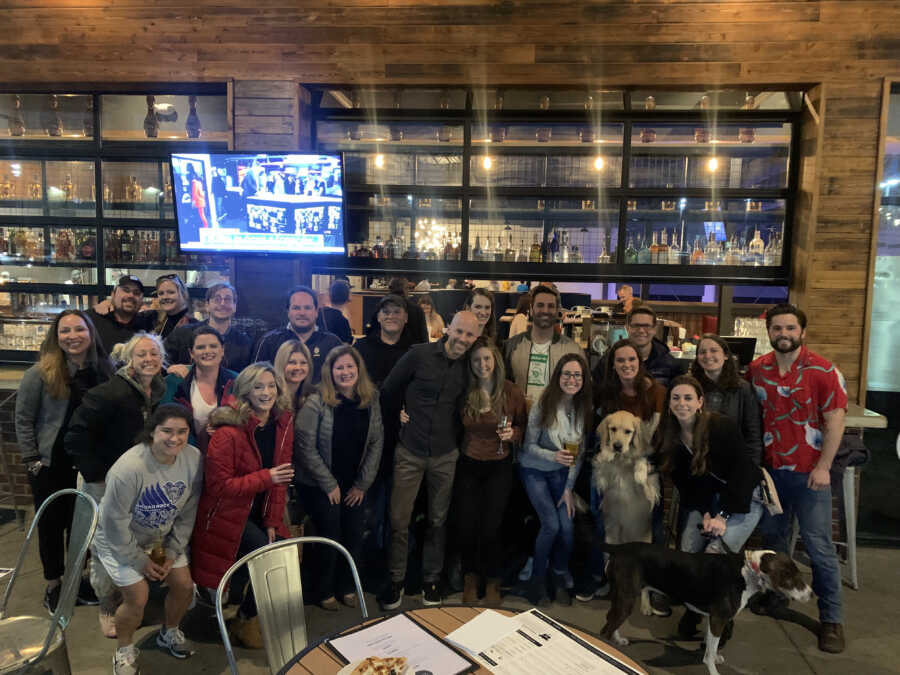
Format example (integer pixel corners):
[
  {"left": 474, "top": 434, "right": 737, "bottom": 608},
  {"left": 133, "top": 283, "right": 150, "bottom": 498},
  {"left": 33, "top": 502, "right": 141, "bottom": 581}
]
[{"left": 349, "top": 656, "right": 409, "bottom": 675}]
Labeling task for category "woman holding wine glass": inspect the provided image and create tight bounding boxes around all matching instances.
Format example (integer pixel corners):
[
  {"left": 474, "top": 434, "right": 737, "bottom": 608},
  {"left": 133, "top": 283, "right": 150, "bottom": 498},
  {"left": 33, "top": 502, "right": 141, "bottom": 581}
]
[
  {"left": 452, "top": 336, "right": 526, "bottom": 605},
  {"left": 519, "top": 353, "right": 592, "bottom": 606}
]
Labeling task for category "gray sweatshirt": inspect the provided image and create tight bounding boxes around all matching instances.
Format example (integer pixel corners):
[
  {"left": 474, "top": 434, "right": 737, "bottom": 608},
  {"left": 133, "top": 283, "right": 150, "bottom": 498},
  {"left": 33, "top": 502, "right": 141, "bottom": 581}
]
[{"left": 96, "top": 442, "right": 203, "bottom": 571}]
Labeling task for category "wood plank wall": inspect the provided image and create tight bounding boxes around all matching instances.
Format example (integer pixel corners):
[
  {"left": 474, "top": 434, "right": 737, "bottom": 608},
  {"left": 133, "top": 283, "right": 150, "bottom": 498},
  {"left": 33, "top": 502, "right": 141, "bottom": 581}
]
[{"left": 1, "top": 0, "right": 895, "bottom": 402}]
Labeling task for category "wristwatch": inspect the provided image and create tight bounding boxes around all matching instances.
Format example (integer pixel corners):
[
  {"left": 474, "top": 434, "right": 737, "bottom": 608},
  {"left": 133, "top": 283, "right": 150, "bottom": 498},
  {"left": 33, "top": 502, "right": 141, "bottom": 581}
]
[
  {"left": 27, "top": 460, "right": 43, "bottom": 476},
  {"left": 717, "top": 509, "right": 731, "bottom": 522}
]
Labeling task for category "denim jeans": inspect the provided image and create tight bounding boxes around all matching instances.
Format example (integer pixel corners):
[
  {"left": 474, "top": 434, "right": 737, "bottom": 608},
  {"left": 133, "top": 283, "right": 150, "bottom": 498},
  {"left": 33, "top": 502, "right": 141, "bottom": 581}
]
[
  {"left": 759, "top": 469, "right": 842, "bottom": 624},
  {"left": 520, "top": 466, "right": 573, "bottom": 580},
  {"left": 680, "top": 487, "right": 764, "bottom": 554}
]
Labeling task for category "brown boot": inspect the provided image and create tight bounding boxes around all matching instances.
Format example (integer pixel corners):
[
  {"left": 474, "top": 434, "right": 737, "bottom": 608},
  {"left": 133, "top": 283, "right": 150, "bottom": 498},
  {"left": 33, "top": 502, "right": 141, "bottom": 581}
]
[
  {"left": 231, "top": 615, "right": 264, "bottom": 649},
  {"left": 484, "top": 579, "right": 502, "bottom": 607},
  {"left": 818, "top": 622, "right": 845, "bottom": 653},
  {"left": 463, "top": 574, "right": 479, "bottom": 604}
]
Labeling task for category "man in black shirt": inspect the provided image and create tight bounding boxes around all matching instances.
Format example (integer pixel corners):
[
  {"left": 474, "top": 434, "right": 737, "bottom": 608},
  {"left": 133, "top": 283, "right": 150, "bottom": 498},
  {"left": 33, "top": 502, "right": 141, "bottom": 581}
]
[
  {"left": 87, "top": 275, "right": 146, "bottom": 355},
  {"left": 253, "top": 285, "right": 341, "bottom": 383},
  {"left": 165, "top": 282, "right": 253, "bottom": 372},
  {"left": 388, "top": 277, "right": 428, "bottom": 345},
  {"left": 379, "top": 311, "right": 479, "bottom": 609}
]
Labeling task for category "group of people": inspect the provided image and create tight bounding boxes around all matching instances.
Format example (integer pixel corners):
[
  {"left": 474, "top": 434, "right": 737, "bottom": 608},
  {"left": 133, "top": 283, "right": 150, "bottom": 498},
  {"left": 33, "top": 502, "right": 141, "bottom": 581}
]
[{"left": 14, "top": 274, "right": 850, "bottom": 674}]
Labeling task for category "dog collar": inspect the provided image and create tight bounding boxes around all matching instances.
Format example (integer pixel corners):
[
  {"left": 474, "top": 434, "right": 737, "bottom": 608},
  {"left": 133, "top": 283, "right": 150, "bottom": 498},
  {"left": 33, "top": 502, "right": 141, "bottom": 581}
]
[{"left": 744, "top": 550, "right": 777, "bottom": 575}]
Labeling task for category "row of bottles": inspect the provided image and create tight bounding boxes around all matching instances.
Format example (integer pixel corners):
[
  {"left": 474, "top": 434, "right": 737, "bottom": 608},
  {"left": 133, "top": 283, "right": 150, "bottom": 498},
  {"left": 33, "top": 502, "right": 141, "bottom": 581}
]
[
  {"left": 0, "top": 175, "right": 172, "bottom": 204},
  {"left": 348, "top": 233, "right": 463, "bottom": 261},
  {"left": 622, "top": 227, "right": 782, "bottom": 266},
  {"left": 0, "top": 227, "right": 44, "bottom": 258},
  {"left": 105, "top": 230, "right": 180, "bottom": 264}
]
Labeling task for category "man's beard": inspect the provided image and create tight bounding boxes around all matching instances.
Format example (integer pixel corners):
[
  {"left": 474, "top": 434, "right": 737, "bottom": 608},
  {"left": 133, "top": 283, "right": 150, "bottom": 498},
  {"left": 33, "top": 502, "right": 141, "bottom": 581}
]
[{"left": 771, "top": 335, "right": 802, "bottom": 353}]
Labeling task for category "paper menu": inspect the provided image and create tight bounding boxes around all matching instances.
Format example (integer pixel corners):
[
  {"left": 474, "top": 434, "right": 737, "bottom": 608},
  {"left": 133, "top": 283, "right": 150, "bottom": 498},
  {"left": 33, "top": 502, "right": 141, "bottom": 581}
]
[{"left": 326, "top": 613, "right": 475, "bottom": 675}]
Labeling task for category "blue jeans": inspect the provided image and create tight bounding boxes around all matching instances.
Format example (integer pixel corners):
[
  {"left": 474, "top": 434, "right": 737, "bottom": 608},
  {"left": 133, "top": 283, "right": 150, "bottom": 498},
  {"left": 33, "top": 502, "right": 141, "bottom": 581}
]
[
  {"left": 759, "top": 469, "right": 842, "bottom": 624},
  {"left": 680, "top": 487, "right": 764, "bottom": 554},
  {"left": 520, "top": 466, "right": 573, "bottom": 580}
]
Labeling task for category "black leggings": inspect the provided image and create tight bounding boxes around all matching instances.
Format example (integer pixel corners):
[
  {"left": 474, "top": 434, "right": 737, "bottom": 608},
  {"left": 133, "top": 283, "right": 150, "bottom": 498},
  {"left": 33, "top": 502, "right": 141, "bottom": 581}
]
[
  {"left": 28, "top": 462, "right": 77, "bottom": 581},
  {"left": 232, "top": 518, "right": 282, "bottom": 618},
  {"left": 454, "top": 454, "right": 514, "bottom": 579}
]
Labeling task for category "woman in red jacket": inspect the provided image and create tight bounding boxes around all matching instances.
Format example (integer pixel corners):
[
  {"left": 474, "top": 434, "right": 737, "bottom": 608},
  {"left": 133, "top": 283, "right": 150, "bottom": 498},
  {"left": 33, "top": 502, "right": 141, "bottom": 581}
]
[{"left": 190, "top": 362, "right": 294, "bottom": 649}]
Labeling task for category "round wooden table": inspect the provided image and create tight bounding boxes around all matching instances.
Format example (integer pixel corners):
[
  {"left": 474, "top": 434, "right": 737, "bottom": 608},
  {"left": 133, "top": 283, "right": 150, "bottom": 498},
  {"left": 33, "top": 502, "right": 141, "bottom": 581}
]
[{"left": 280, "top": 605, "right": 648, "bottom": 674}]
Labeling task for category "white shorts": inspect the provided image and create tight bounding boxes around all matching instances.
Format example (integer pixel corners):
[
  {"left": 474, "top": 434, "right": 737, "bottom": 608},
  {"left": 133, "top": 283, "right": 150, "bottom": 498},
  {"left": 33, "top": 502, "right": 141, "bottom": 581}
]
[{"left": 94, "top": 539, "right": 189, "bottom": 588}]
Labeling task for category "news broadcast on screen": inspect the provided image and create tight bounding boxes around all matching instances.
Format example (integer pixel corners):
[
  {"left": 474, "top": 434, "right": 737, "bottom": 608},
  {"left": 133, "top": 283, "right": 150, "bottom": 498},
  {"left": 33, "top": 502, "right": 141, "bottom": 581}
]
[{"left": 170, "top": 152, "right": 345, "bottom": 255}]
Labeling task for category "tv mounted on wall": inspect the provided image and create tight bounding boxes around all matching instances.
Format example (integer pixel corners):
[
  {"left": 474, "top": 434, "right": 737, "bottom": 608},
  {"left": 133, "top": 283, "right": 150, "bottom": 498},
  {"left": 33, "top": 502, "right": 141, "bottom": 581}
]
[{"left": 170, "top": 152, "right": 345, "bottom": 255}]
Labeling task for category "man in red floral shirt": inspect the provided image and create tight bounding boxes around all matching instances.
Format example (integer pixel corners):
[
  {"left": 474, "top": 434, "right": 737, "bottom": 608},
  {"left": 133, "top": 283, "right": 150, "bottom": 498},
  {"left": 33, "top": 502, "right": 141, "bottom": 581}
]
[{"left": 746, "top": 303, "right": 847, "bottom": 654}]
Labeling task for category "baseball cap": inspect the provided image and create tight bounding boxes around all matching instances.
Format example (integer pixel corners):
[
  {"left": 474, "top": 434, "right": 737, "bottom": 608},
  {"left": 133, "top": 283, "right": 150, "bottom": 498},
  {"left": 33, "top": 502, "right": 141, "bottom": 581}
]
[
  {"left": 116, "top": 274, "right": 145, "bottom": 294},
  {"left": 377, "top": 294, "right": 407, "bottom": 312}
]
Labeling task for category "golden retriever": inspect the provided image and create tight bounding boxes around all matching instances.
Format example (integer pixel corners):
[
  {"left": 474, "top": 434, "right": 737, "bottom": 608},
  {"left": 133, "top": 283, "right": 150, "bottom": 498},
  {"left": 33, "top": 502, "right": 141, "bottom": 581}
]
[{"left": 593, "top": 410, "right": 660, "bottom": 544}]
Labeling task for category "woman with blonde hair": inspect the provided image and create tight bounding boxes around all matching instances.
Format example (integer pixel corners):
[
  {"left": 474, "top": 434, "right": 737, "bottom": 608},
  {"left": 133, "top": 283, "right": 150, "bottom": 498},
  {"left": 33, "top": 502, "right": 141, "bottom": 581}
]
[
  {"left": 453, "top": 336, "right": 526, "bottom": 606},
  {"left": 153, "top": 274, "right": 197, "bottom": 339},
  {"left": 294, "top": 345, "right": 382, "bottom": 610},
  {"left": 273, "top": 339, "right": 313, "bottom": 412},
  {"left": 190, "top": 362, "right": 295, "bottom": 648},
  {"left": 15, "top": 309, "right": 113, "bottom": 614}
]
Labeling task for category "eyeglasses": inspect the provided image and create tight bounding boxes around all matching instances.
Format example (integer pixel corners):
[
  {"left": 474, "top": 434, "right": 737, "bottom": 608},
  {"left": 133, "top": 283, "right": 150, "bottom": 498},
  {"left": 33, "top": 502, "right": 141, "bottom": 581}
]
[
  {"left": 629, "top": 323, "right": 655, "bottom": 332},
  {"left": 380, "top": 307, "right": 405, "bottom": 317},
  {"left": 561, "top": 371, "right": 583, "bottom": 380}
]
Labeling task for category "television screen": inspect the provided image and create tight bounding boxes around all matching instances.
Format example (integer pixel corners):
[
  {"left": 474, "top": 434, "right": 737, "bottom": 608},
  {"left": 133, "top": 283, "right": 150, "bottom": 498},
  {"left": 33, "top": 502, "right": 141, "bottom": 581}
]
[{"left": 170, "top": 152, "right": 345, "bottom": 255}]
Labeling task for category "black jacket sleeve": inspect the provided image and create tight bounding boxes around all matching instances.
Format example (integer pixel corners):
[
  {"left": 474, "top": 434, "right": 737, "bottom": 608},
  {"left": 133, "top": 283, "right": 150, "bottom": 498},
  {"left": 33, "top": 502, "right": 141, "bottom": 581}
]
[
  {"left": 709, "top": 414, "right": 760, "bottom": 515},
  {"left": 163, "top": 324, "right": 193, "bottom": 365},
  {"left": 64, "top": 386, "right": 111, "bottom": 483},
  {"left": 737, "top": 382, "right": 764, "bottom": 467}
]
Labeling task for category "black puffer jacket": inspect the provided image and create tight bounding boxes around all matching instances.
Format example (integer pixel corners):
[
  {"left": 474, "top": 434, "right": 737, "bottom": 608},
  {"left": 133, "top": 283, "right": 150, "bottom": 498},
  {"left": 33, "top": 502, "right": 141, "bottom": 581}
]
[{"left": 64, "top": 366, "right": 166, "bottom": 483}]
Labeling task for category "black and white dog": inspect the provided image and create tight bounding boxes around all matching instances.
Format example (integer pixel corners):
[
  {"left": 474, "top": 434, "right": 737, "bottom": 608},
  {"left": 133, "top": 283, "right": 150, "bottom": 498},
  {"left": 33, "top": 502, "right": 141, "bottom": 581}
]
[{"left": 598, "top": 542, "right": 812, "bottom": 675}]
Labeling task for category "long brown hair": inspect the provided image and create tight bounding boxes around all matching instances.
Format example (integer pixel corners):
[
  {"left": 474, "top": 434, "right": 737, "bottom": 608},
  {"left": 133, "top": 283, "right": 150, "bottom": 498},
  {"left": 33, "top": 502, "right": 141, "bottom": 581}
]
[
  {"left": 689, "top": 333, "right": 742, "bottom": 392},
  {"left": 463, "top": 336, "right": 507, "bottom": 420},
  {"left": 464, "top": 287, "right": 497, "bottom": 341},
  {"left": 654, "top": 374, "right": 712, "bottom": 476},
  {"left": 538, "top": 352, "right": 593, "bottom": 431},
  {"left": 596, "top": 338, "right": 657, "bottom": 421},
  {"left": 38, "top": 309, "right": 112, "bottom": 399},
  {"left": 318, "top": 344, "right": 377, "bottom": 408}
]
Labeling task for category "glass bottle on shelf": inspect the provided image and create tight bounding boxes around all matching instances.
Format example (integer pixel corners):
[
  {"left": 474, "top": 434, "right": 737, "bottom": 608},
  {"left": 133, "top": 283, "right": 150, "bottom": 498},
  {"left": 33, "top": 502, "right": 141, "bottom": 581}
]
[
  {"left": 120, "top": 230, "right": 134, "bottom": 262},
  {"left": 517, "top": 239, "right": 527, "bottom": 263},
  {"left": 571, "top": 245, "right": 583, "bottom": 263},
  {"left": 504, "top": 234, "right": 516, "bottom": 263},
  {"left": 549, "top": 229, "right": 560, "bottom": 262},
  {"left": 637, "top": 235, "right": 651, "bottom": 264},
  {"left": 0, "top": 228, "right": 8, "bottom": 254},
  {"left": 596, "top": 244, "right": 610, "bottom": 264},
  {"left": 705, "top": 231, "right": 721, "bottom": 264},
  {"left": 54, "top": 229, "right": 74, "bottom": 260},
  {"left": 528, "top": 234, "right": 542, "bottom": 263},
  {"left": 147, "top": 231, "right": 160, "bottom": 260},
  {"left": 9, "top": 95, "right": 25, "bottom": 137},
  {"left": 472, "top": 235, "right": 483, "bottom": 261},
  {"left": 163, "top": 231, "right": 179, "bottom": 262},
  {"left": 494, "top": 236, "right": 504, "bottom": 263},
  {"left": 667, "top": 230, "right": 681, "bottom": 265},
  {"left": 649, "top": 230, "right": 661, "bottom": 264},
  {"left": 560, "top": 230, "right": 570, "bottom": 263},
  {"left": 624, "top": 236, "right": 638, "bottom": 264},
  {"left": 452, "top": 233, "right": 461, "bottom": 260},
  {"left": 62, "top": 175, "right": 75, "bottom": 202},
  {"left": 29, "top": 173, "right": 42, "bottom": 201},
  {"left": 691, "top": 236, "right": 705, "bottom": 265},
  {"left": 0, "top": 175, "right": 12, "bottom": 200},
  {"left": 126, "top": 176, "right": 143, "bottom": 202},
  {"left": 372, "top": 235, "right": 384, "bottom": 259},
  {"left": 763, "top": 229, "right": 777, "bottom": 265},
  {"left": 748, "top": 227, "right": 765, "bottom": 265}
]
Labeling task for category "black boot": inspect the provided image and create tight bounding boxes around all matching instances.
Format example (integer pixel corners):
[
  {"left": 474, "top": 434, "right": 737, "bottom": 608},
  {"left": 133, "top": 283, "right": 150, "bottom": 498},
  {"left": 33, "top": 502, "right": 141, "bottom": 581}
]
[
  {"left": 551, "top": 572, "right": 572, "bottom": 606},
  {"left": 526, "top": 575, "right": 548, "bottom": 606}
]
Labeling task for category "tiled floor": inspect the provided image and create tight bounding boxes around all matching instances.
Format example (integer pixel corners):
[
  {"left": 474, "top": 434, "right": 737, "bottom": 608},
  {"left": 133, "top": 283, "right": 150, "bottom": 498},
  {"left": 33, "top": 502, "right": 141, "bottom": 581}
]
[{"left": 2, "top": 518, "right": 899, "bottom": 674}]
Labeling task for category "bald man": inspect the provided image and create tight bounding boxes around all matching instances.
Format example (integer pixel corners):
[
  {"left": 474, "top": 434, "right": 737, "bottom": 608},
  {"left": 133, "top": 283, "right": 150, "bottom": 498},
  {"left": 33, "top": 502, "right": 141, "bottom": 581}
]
[{"left": 380, "top": 311, "right": 480, "bottom": 609}]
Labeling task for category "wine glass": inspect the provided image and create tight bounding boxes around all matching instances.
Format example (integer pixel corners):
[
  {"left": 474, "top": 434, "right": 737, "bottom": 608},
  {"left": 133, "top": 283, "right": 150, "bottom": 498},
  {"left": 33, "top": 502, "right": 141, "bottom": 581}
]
[{"left": 496, "top": 415, "right": 510, "bottom": 455}]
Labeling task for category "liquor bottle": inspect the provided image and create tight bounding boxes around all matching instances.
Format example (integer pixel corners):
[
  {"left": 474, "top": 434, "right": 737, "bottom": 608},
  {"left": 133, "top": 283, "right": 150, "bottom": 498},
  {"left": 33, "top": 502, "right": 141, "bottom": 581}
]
[
  {"left": 649, "top": 230, "right": 660, "bottom": 264},
  {"left": 472, "top": 235, "right": 483, "bottom": 261},
  {"left": 163, "top": 174, "right": 173, "bottom": 202},
  {"left": 667, "top": 230, "right": 681, "bottom": 265},
  {"left": 62, "top": 175, "right": 74, "bottom": 202},
  {"left": 624, "top": 236, "right": 638, "bottom": 264},
  {"left": 29, "top": 173, "right": 42, "bottom": 201},
  {"left": 596, "top": 244, "right": 610, "bottom": 264},
  {"left": 383, "top": 236, "right": 395, "bottom": 259},
  {"left": 55, "top": 229, "right": 74, "bottom": 260},
  {"left": 186, "top": 96, "right": 202, "bottom": 139},
  {"left": 637, "top": 235, "right": 651, "bottom": 264},
  {"left": 9, "top": 95, "right": 25, "bottom": 136},
  {"left": 452, "top": 233, "right": 461, "bottom": 260},
  {"left": 45, "top": 94, "right": 62, "bottom": 137},
  {"left": 0, "top": 175, "right": 11, "bottom": 200},
  {"left": 560, "top": 230, "right": 570, "bottom": 263},
  {"left": 163, "top": 231, "right": 177, "bottom": 262},
  {"left": 691, "top": 236, "right": 705, "bottom": 265},
  {"left": 143, "top": 95, "right": 159, "bottom": 138},
  {"left": 372, "top": 235, "right": 384, "bottom": 259},
  {"left": 147, "top": 231, "right": 160, "bottom": 260},
  {"left": 494, "top": 236, "right": 504, "bottom": 263},
  {"left": 528, "top": 233, "right": 542, "bottom": 262},
  {"left": 705, "top": 231, "right": 721, "bottom": 264},
  {"left": 517, "top": 238, "right": 527, "bottom": 262},
  {"left": 24, "top": 229, "right": 41, "bottom": 258},
  {"left": 724, "top": 235, "right": 739, "bottom": 265},
  {"left": 549, "top": 229, "right": 560, "bottom": 262},
  {"left": 0, "top": 228, "right": 7, "bottom": 254},
  {"left": 120, "top": 230, "right": 134, "bottom": 262},
  {"left": 572, "top": 245, "right": 583, "bottom": 263},
  {"left": 763, "top": 229, "right": 777, "bottom": 265},
  {"left": 748, "top": 227, "right": 765, "bottom": 265},
  {"left": 658, "top": 229, "right": 670, "bottom": 264},
  {"left": 103, "top": 183, "right": 111, "bottom": 203},
  {"left": 127, "top": 176, "right": 143, "bottom": 202},
  {"left": 504, "top": 234, "right": 515, "bottom": 262},
  {"left": 82, "top": 97, "right": 94, "bottom": 138}
]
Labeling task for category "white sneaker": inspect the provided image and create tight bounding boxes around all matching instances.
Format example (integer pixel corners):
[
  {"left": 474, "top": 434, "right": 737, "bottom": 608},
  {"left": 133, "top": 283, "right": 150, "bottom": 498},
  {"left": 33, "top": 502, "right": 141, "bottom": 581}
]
[
  {"left": 113, "top": 645, "right": 139, "bottom": 675},
  {"left": 156, "top": 626, "right": 195, "bottom": 659}
]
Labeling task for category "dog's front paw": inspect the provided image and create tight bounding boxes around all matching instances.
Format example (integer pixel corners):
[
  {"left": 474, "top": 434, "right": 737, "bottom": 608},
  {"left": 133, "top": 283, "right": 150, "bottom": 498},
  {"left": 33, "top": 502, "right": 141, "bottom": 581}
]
[
  {"left": 612, "top": 629, "right": 629, "bottom": 647},
  {"left": 634, "top": 460, "right": 648, "bottom": 485},
  {"left": 643, "top": 481, "right": 660, "bottom": 506},
  {"left": 715, "top": 655, "right": 724, "bottom": 665}
]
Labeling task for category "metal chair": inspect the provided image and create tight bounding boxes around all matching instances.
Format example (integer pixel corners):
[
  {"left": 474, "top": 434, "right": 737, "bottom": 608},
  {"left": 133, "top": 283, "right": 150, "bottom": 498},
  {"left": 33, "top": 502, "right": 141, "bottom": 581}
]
[
  {"left": 0, "top": 488, "right": 99, "bottom": 674},
  {"left": 215, "top": 536, "right": 368, "bottom": 675}
]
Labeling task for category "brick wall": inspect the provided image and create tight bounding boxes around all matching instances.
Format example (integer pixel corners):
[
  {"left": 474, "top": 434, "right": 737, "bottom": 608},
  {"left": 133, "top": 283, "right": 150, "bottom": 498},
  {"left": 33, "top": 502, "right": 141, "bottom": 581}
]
[{"left": 0, "top": 389, "right": 32, "bottom": 514}]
